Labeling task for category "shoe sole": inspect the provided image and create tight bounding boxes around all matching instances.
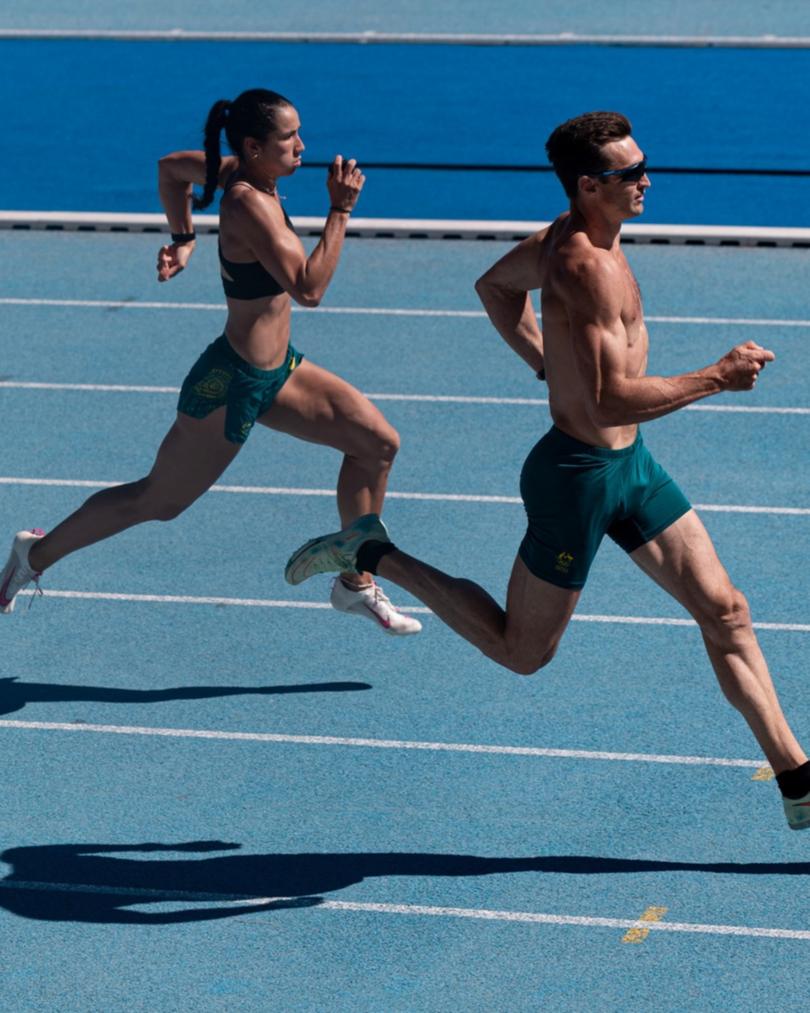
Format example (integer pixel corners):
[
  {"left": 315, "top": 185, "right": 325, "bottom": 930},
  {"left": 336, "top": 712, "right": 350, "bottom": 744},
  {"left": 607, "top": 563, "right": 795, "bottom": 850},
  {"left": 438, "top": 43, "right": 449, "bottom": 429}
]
[
  {"left": 284, "top": 536, "right": 331, "bottom": 586},
  {"left": 286, "top": 515, "right": 390, "bottom": 586},
  {"left": 0, "top": 547, "right": 22, "bottom": 614},
  {"left": 381, "top": 625, "right": 422, "bottom": 637}
]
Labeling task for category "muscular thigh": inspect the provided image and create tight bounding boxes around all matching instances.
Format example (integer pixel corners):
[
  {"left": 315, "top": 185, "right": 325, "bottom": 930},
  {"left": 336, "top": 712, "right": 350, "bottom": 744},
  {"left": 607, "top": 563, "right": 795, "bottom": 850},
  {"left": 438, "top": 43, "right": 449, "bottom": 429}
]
[
  {"left": 504, "top": 554, "right": 581, "bottom": 662},
  {"left": 147, "top": 408, "right": 242, "bottom": 501},
  {"left": 502, "top": 555, "right": 579, "bottom": 632},
  {"left": 629, "top": 509, "right": 734, "bottom": 616},
  {"left": 256, "top": 359, "right": 397, "bottom": 455}
]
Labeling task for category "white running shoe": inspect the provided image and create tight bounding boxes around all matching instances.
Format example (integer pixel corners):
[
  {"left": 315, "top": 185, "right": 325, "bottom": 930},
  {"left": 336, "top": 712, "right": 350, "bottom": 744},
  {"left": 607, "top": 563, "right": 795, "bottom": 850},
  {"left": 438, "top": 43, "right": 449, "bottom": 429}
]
[
  {"left": 0, "top": 529, "right": 45, "bottom": 614},
  {"left": 330, "top": 578, "right": 422, "bottom": 636}
]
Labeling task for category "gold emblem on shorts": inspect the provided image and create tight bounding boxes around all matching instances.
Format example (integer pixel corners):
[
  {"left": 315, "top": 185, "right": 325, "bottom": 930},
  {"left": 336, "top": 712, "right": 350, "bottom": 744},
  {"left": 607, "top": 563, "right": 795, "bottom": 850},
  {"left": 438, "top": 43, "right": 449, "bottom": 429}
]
[
  {"left": 555, "top": 551, "right": 574, "bottom": 574},
  {"left": 193, "top": 368, "right": 231, "bottom": 400}
]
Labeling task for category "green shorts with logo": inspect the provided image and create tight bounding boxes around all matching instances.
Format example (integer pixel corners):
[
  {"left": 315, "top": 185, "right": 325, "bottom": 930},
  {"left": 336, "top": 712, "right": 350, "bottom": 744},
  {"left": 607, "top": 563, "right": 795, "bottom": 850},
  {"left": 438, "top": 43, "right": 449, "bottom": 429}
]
[
  {"left": 177, "top": 333, "right": 302, "bottom": 445},
  {"left": 518, "top": 426, "right": 691, "bottom": 589}
]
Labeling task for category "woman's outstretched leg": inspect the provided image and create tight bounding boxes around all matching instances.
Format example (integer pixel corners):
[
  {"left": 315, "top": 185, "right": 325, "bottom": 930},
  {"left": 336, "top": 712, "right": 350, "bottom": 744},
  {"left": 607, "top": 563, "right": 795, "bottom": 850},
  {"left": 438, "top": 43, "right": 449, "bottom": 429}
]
[{"left": 1, "top": 409, "right": 240, "bottom": 612}]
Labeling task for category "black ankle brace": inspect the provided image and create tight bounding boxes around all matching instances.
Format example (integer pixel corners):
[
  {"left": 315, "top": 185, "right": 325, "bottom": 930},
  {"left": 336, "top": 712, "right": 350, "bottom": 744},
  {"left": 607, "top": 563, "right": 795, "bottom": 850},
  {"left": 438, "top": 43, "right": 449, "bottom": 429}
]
[{"left": 776, "top": 760, "right": 810, "bottom": 799}]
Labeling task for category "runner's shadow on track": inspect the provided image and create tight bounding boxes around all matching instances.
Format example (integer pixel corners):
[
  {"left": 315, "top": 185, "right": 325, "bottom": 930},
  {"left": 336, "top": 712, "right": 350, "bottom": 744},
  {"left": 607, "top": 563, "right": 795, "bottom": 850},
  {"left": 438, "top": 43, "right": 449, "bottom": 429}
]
[
  {"left": 3, "top": 842, "right": 810, "bottom": 925},
  {"left": 0, "top": 677, "right": 371, "bottom": 716}
]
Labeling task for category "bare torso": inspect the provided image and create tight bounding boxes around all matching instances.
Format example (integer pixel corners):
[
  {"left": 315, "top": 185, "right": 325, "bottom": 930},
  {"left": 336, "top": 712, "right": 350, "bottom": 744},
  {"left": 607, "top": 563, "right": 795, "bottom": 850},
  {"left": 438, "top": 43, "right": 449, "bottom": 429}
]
[
  {"left": 156, "top": 145, "right": 364, "bottom": 372},
  {"left": 538, "top": 213, "right": 649, "bottom": 449},
  {"left": 217, "top": 182, "right": 295, "bottom": 370}
]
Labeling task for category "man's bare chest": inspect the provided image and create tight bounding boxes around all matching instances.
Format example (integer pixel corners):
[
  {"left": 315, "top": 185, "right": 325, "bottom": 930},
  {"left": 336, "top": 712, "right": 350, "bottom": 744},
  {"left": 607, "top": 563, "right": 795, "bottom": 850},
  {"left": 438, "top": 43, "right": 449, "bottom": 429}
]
[{"left": 619, "top": 261, "right": 644, "bottom": 341}]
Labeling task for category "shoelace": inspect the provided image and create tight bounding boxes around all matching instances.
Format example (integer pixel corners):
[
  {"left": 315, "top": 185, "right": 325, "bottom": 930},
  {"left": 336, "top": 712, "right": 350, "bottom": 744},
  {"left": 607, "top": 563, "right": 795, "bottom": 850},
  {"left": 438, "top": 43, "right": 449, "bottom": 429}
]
[
  {"left": 26, "top": 574, "right": 44, "bottom": 611},
  {"left": 336, "top": 578, "right": 393, "bottom": 610},
  {"left": 371, "top": 584, "right": 393, "bottom": 608}
]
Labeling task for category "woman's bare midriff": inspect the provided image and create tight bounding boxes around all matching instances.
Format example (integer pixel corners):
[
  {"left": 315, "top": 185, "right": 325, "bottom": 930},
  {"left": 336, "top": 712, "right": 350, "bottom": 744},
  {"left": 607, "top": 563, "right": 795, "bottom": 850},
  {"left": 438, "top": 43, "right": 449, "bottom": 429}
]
[{"left": 223, "top": 295, "right": 293, "bottom": 370}]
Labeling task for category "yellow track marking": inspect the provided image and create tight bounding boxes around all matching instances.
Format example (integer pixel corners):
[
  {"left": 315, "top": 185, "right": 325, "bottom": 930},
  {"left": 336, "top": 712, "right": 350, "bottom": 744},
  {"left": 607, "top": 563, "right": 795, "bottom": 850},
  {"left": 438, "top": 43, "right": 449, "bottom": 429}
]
[
  {"left": 752, "top": 765, "right": 775, "bottom": 781},
  {"left": 622, "top": 906, "right": 668, "bottom": 943}
]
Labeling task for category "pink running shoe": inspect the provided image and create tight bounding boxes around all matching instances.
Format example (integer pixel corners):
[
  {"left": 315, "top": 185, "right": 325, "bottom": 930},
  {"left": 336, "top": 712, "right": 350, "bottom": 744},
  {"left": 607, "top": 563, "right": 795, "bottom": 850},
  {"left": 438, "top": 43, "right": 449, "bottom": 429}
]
[{"left": 0, "top": 529, "right": 45, "bottom": 614}]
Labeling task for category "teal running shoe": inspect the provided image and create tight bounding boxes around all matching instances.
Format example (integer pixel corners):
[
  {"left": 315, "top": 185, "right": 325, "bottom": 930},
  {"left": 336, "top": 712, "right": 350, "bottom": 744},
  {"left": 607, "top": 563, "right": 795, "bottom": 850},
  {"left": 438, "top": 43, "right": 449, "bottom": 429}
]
[
  {"left": 285, "top": 513, "right": 390, "bottom": 586},
  {"left": 783, "top": 791, "right": 810, "bottom": 831}
]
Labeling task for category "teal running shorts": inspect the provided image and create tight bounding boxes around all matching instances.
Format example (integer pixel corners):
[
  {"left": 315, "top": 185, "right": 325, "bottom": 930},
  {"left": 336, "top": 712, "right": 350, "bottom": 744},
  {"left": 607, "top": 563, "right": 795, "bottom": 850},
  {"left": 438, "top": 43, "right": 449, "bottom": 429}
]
[
  {"left": 518, "top": 426, "right": 691, "bottom": 589},
  {"left": 177, "top": 333, "right": 302, "bottom": 444}
]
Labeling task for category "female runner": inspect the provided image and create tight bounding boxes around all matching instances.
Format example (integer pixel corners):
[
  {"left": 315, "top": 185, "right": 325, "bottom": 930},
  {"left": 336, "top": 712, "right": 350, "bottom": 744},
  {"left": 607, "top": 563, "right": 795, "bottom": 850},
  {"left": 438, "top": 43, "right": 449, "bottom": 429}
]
[{"left": 1, "top": 88, "right": 420, "bottom": 635}]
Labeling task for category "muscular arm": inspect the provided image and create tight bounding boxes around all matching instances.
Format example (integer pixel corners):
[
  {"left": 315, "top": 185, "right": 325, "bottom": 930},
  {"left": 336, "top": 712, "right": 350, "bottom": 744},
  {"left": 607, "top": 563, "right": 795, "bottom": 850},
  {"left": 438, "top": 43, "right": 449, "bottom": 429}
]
[
  {"left": 156, "top": 151, "right": 239, "bottom": 281},
  {"left": 157, "top": 150, "right": 238, "bottom": 233},
  {"left": 230, "top": 155, "right": 363, "bottom": 308},
  {"left": 567, "top": 256, "right": 771, "bottom": 426},
  {"left": 234, "top": 195, "right": 352, "bottom": 308},
  {"left": 474, "top": 230, "right": 548, "bottom": 373}
]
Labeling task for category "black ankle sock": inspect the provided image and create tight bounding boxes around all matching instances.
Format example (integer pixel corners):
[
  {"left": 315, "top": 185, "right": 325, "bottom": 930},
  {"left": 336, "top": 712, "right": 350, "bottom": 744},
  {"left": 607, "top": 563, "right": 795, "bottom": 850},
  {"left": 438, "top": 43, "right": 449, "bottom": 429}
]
[
  {"left": 356, "top": 540, "right": 396, "bottom": 576},
  {"left": 775, "top": 761, "right": 810, "bottom": 799}
]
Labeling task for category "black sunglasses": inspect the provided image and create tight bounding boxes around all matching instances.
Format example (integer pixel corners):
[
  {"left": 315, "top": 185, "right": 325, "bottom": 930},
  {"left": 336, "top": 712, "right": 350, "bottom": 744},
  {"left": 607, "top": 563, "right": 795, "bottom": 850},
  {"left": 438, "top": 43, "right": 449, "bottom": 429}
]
[{"left": 584, "top": 155, "right": 648, "bottom": 183}]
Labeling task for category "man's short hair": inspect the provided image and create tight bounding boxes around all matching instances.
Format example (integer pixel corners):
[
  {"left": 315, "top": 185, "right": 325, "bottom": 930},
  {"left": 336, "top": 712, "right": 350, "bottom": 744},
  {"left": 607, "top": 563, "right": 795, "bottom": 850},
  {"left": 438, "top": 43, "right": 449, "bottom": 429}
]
[{"left": 545, "top": 112, "right": 633, "bottom": 199}]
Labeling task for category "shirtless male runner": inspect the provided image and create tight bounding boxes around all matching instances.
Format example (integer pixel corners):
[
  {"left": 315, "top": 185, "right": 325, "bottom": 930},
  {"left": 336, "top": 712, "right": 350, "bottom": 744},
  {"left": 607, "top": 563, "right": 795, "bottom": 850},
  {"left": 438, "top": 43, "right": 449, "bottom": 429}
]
[{"left": 285, "top": 111, "right": 810, "bottom": 829}]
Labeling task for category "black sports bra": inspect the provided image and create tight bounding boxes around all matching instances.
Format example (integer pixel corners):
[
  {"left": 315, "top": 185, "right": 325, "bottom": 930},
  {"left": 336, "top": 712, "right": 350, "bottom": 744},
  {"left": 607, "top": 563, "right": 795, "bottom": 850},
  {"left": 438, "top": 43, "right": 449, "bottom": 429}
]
[{"left": 218, "top": 185, "right": 297, "bottom": 300}]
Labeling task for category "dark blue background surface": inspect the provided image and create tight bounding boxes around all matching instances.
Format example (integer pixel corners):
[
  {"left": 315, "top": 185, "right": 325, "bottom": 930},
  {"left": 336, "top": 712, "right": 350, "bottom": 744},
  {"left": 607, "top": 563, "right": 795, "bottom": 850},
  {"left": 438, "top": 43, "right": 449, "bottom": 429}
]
[{"left": 4, "top": 40, "right": 810, "bottom": 223}]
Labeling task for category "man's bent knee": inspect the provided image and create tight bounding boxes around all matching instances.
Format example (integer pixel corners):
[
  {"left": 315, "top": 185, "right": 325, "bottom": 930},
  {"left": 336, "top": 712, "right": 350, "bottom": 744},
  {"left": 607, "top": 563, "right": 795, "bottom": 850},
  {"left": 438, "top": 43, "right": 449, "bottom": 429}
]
[
  {"left": 697, "top": 585, "right": 753, "bottom": 645},
  {"left": 502, "top": 640, "right": 560, "bottom": 676}
]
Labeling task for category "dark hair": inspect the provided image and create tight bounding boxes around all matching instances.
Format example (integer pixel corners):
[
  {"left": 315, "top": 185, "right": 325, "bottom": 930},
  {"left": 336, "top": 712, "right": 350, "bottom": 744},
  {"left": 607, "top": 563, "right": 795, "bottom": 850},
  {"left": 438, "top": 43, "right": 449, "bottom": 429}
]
[
  {"left": 193, "top": 88, "right": 293, "bottom": 210},
  {"left": 545, "top": 111, "right": 633, "bottom": 200}
]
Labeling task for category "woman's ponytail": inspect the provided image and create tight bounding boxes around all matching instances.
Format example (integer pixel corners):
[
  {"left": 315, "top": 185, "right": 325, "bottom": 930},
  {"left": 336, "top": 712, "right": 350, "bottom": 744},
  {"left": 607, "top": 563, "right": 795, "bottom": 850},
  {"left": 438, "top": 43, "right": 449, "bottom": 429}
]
[
  {"left": 192, "top": 99, "right": 231, "bottom": 210},
  {"left": 192, "top": 89, "right": 293, "bottom": 209}
]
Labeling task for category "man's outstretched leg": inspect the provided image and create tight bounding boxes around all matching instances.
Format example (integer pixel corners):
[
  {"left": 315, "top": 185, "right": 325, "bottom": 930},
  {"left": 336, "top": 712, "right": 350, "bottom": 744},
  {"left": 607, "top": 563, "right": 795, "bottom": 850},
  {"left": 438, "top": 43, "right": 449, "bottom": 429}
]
[
  {"left": 285, "top": 514, "right": 580, "bottom": 674},
  {"left": 630, "top": 509, "right": 810, "bottom": 829}
]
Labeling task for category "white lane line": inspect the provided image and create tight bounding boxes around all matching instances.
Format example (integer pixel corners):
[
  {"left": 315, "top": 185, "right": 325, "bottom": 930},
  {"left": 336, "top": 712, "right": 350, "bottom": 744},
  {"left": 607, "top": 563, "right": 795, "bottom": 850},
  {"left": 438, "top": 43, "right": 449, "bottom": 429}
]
[
  {"left": 369, "top": 394, "right": 810, "bottom": 416},
  {"left": 16, "top": 589, "right": 353, "bottom": 610},
  {"left": 15, "top": 583, "right": 810, "bottom": 628},
  {"left": 0, "top": 477, "right": 122, "bottom": 490},
  {"left": 3, "top": 476, "right": 809, "bottom": 516},
  {"left": 689, "top": 405, "right": 810, "bottom": 415},
  {"left": 1, "top": 381, "right": 808, "bottom": 416},
  {"left": 572, "top": 613, "right": 810, "bottom": 633},
  {"left": 0, "top": 718, "right": 763, "bottom": 767},
  {"left": 1, "top": 880, "right": 806, "bottom": 941},
  {"left": 0, "top": 297, "right": 225, "bottom": 311},
  {"left": 322, "top": 904, "right": 810, "bottom": 941},
  {"left": 368, "top": 395, "right": 810, "bottom": 417},
  {"left": 0, "top": 881, "right": 806, "bottom": 942},
  {"left": 694, "top": 504, "right": 810, "bottom": 516},
  {"left": 0, "top": 476, "right": 523, "bottom": 503},
  {"left": 647, "top": 315, "right": 810, "bottom": 328},
  {"left": 0, "top": 298, "right": 482, "bottom": 317},
  {"left": 0, "top": 381, "right": 181, "bottom": 394},
  {"left": 2, "top": 297, "right": 810, "bottom": 328},
  {"left": 12, "top": 589, "right": 810, "bottom": 632}
]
